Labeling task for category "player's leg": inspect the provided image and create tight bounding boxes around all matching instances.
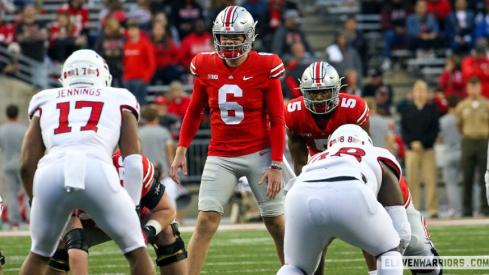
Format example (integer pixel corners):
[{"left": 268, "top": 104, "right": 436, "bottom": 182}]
[
  {"left": 278, "top": 180, "right": 335, "bottom": 274},
  {"left": 81, "top": 160, "right": 154, "bottom": 275},
  {"left": 151, "top": 221, "right": 187, "bottom": 275},
  {"left": 187, "top": 156, "right": 239, "bottom": 275},
  {"left": 19, "top": 162, "right": 75, "bottom": 275},
  {"left": 404, "top": 204, "right": 442, "bottom": 275},
  {"left": 245, "top": 149, "right": 286, "bottom": 264},
  {"left": 333, "top": 182, "right": 402, "bottom": 275}
]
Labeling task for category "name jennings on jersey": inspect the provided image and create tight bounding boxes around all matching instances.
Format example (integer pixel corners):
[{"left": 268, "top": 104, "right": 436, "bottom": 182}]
[{"left": 55, "top": 88, "right": 102, "bottom": 98}]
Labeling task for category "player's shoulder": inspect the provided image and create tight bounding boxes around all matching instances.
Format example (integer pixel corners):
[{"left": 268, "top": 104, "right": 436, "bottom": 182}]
[
  {"left": 368, "top": 146, "right": 401, "bottom": 175},
  {"left": 285, "top": 97, "right": 306, "bottom": 132},
  {"left": 253, "top": 51, "right": 285, "bottom": 78},
  {"left": 190, "top": 52, "right": 217, "bottom": 76}
]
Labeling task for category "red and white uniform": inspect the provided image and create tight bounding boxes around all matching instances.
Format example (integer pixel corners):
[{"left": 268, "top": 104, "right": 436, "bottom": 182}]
[
  {"left": 283, "top": 145, "right": 402, "bottom": 274},
  {"left": 179, "top": 51, "right": 286, "bottom": 161},
  {"left": 285, "top": 93, "right": 369, "bottom": 155},
  {"left": 57, "top": 4, "right": 90, "bottom": 34},
  {"left": 27, "top": 86, "right": 144, "bottom": 257}
]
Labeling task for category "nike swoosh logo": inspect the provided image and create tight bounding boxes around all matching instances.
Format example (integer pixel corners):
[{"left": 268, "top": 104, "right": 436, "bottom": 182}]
[
  {"left": 259, "top": 151, "right": 269, "bottom": 156},
  {"left": 243, "top": 76, "right": 254, "bottom": 81}
]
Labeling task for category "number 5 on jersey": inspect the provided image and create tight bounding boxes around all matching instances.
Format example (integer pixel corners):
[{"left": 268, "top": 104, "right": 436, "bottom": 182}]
[{"left": 54, "top": 101, "right": 104, "bottom": 134}]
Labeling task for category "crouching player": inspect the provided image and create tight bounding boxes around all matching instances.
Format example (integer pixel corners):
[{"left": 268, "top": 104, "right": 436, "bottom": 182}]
[{"left": 46, "top": 150, "right": 187, "bottom": 275}]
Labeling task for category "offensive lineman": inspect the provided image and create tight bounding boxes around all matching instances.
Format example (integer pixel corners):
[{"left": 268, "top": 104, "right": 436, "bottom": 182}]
[
  {"left": 170, "top": 6, "right": 286, "bottom": 274},
  {"left": 285, "top": 62, "right": 441, "bottom": 275},
  {"left": 19, "top": 49, "right": 155, "bottom": 275},
  {"left": 46, "top": 150, "right": 187, "bottom": 275},
  {"left": 278, "top": 124, "right": 409, "bottom": 275}
]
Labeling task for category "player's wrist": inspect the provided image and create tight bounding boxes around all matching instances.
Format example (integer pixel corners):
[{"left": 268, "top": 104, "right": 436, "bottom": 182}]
[
  {"left": 176, "top": 146, "right": 188, "bottom": 155},
  {"left": 270, "top": 163, "right": 283, "bottom": 170}
]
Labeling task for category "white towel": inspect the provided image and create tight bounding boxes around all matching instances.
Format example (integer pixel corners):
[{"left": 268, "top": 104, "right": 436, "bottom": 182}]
[
  {"left": 326, "top": 44, "right": 343, "bottom": 63},
  {"left": 64, "top": 151, "right": 86, "bottom": 191}
]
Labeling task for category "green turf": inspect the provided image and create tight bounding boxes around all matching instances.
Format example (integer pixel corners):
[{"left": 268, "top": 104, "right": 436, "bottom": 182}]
[{"left": 1, "top": 224, "right": 489, "bottom": 274}]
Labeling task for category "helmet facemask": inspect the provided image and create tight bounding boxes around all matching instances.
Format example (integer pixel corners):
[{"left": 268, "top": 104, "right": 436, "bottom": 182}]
[
  {"left": 213, "top": 24, "right": 257, "bottom": 60},
  {"left": 300, "top": 81, "right": 342, "bottom": 114}
]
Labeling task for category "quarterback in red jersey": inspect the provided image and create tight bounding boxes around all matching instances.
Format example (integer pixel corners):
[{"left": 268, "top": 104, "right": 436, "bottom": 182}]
[
  {"left": 170, "top": 6, "right": 286, "bottom": 275},
  {"left": 46, "top": 150, "right": 187, "bottom": 275}
]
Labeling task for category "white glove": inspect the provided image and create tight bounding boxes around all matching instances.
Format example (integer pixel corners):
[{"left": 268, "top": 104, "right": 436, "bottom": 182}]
[
  {"left": 385, "top": 205, "right": 411, "bottom": 255},
  {"left": 485, "top": 170, "right": 489, "bottom": 206}
]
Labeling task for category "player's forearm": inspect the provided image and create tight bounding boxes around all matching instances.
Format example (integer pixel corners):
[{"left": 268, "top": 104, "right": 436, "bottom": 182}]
[
  {"left": 270, "top": 123, "right": 285, "bottom": 162},
  {"left": 20, "top": 118, "right": 45, "bottom": 199}
]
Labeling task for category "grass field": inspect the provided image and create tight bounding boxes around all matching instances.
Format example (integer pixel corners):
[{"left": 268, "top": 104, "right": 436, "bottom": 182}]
[{"left": 1, "top": 222, "right": 489, "bottom": 274}]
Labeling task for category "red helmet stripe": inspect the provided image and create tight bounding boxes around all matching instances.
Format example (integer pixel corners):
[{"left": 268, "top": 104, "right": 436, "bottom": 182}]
[
  {"left": 315, "top": 62, "right": 321, "bottom": 84},
  {"left": 225, "top": 6, "right": 236, "bottom": 30}
]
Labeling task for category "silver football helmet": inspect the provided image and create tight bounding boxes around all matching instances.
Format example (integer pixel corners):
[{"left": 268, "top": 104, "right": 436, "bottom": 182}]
[
  {"left": 327, "top": 124, "right": 373, "bottom": 149},
  {"left": 212, "top": 6, "right": 257, "bottom": 60},
  {"left": 299, "top": 62, "right": 343, "bottom": 114}
]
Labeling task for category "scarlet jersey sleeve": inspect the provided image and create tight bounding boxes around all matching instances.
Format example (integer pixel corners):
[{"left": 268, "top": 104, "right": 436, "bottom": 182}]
[
  {"left": 267, "top": 53, "right": 285, "bottom": 79},
  {"left": 112, "top": 149, "right": 155, "bottom": 197},
  {"left": 118, "top": 89, "right": 140, "bottom": 121},
  {"left": 28, "top": 90, "right": 49, "bottom": 120},
  {"left": 189, "top": 52, "right": 213, "bottom": 77},
  {"left": 339, "top": 94, "right": 369, "bottom": 128}
]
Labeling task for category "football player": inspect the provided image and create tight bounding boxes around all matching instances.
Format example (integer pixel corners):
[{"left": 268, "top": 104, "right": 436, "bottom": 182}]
[
  {"left": 278, "top": 124, "right": 409, "bottom": 275},
  {"left": 45, "top": 150, "right": 187, "bottom": 275},
  {"left": 170, "top": 6, "right": 286, "bottom": 274},
  {"left": 285, "top": 62, "right": 441, "bottom": 275},
  {"left": 19, "top": 49, "right": 155, "bottom": 275}
]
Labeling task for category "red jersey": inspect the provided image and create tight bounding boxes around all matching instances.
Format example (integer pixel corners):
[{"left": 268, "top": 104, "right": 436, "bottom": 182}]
[
  {"left": 168, "top": 96, "right": 191, "bottom": 119},
  {"left": 0, "top": 23, "right": 13, "bottom": 45},
  {"left": 178, "top": 51, "right": 286, "bottom": 161},
  {"left": 285, "top": 93, "right": 369, "bottom": 155},
  {"left": 57, "top": 3, "right": 90, "bottom": 33},
  {"left": 49, "top": 23, "right": 80, "bottom": 48}
]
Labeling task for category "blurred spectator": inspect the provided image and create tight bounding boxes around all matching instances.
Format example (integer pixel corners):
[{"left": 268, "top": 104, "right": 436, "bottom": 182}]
[
  {"left": 362, "top": 68, "right": 394, "bottom": 114},
  {"left": 150, "top": 95, "right": 182, "bottom": 138},
  {"left": 326, "top": 30, "right": 363, "bottom": 80},
  {"left": 440, "top": 55, "right": 465, "bottom": 99},
  {"left": 48, "top": 12, "right": 86, "bottom": 64},
  {"left": 1, "top": 42, "right": 21, "bottom": 77},
  {"left": 361, "top": 0, "right": 382, "bottom": 14},
  {"left": 439, "top": 94, "right": 462, "bottom": 217},
  {"left": 283, "top": 41, "right": 316, "bottom": 99},
  {"left": 1, "top": 0, "right": 16, "bottom": 14},
  {"left": 400, "top": 80, "right": 439, "bottom": 218},
  {"left": 178, "top": 19, "right": 212, "bottom": 72},
  {"left": 380, "top": 0, "right": 414, "bottom": 70},
  {"left": 241, "top": 0, "right": 268, "bottom": 22},
  {"left": 344, "top": 16, "right": 368, "bottom": 75},
  {"left": 170, "top": 0, "right": 204, "bottom": 39},
  {"left": 258, "top": 0, "right": 299, "bottom": 51},
  {"left": 15, "top": 4, "right": 48, "bottom": 89},
  {"left": 455, "top": 77, "right": 489, "bottom": 216},
  {"left": 98, "top": 0, "right": 126, "bottom": 31},
  {"left": 271, "top": 9, "right": 313, "bottom": 60},
  {"left": 431, "top": 85, "right": 448, "bottom": 116},
  {"left": 57, "top": 0, "right": 90, "bottom": 36},
  {"left": 363, "top": 96, "right": 393, "bottom": 149},
  {"left": 343, "top": 69, "right": 361, "bottom": 97},
  {"left": 406, "top": 0, "right": 440, "bottom": 57},
  {"left": 127, "top": 0, "right": 152, "bottom": 33},
  {"left": 93, "top": 17, "right": 125, "bottom": 88},
  {"left": 139, "top": 106, "right": 175, "bottom": 174},
  {"left": 152, "top": 11, "right": 180, "bottom": 46},
  {"left": 0, "top": 104, "right": 27, "bottom": 230},
  {"left": 123, "top": 18, "right": 156, "bottom": 105},
  {"left": 0, "top": 13, "right": 14, "bottom": 46},
  {"left": 475, "top": 0, "right": 489, "bottom": 40},
  {"left": 445, "top": 0, "right": 476, "bottom": 55},
  {"left": 461, "top": 38, "right": 489, "bottom": 97},
  {"left": 167, "top": 80, "right": 190, "bottom": 119},
  {"left": 150, "top": 22, "right": 182, "bottom": 85},
  {"left": 427, "top": 0, "right": 452, "bottom": 30}
]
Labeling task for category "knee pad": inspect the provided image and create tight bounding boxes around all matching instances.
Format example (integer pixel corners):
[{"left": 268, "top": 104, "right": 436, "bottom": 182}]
[
  {"left": 65, "top": 228, "right": 89, "bottom": 253},
  {"left": 152, "top": 222, "right": 187, "bottom": 267},
  {"left": 48, "top": 248, "right": 70, "bottom": 272},
  {"left": 276, "top": 265, "right": 307, "bottom": 275}
]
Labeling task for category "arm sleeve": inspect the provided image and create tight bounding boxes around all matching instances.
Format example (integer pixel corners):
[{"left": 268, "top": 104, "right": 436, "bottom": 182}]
[
  {"left": 123, "top": 154, "right": 143, "bottom": 206},
  {"left": 177, "top": 77, "right": 208, "bottom": 148},
  {"left": 144, "top": 42, "right": 156, "bottom": 83},
  {"left": 265, "top": 77, "right": 285, "bottom": 161}
]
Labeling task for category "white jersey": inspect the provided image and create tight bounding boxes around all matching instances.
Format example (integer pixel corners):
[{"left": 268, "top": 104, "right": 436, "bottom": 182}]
[
  {"left": 28, "top": 86, "right": 139, "bottom": 163},
  {"left": 302, "top": 145, "right": 401, "bottom": 196}
]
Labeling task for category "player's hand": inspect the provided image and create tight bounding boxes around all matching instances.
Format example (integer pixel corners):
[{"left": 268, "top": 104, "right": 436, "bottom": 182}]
[
  {"left": 259, "top": 168, "right": 283, "bottom": 200},
  {"left": 485, "top": 170, "right": 489, "bottom": 206},
  {"left": 170, "top": 146, "right": 188, "bottom": 184}
]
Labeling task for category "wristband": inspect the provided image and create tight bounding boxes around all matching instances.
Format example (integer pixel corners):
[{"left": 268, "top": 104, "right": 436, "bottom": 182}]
[{"left": 270, "top": 163, "right": 282, "bottom": 170}]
